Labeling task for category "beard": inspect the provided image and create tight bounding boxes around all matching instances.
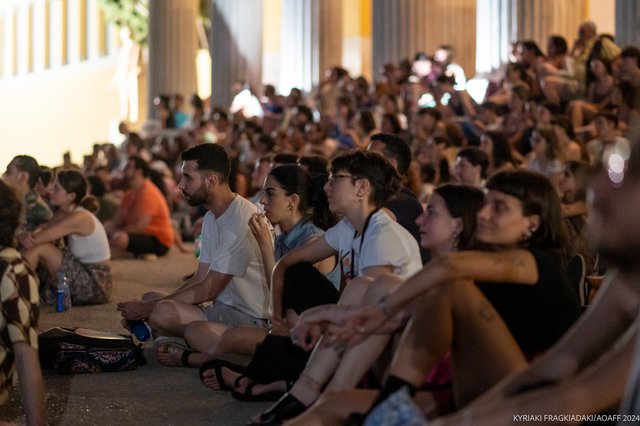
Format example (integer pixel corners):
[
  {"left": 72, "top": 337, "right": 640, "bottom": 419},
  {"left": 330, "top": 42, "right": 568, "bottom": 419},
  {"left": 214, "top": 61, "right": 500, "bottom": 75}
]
[{"left": 183, "top": 185, "right": 208, "bottom": 206}]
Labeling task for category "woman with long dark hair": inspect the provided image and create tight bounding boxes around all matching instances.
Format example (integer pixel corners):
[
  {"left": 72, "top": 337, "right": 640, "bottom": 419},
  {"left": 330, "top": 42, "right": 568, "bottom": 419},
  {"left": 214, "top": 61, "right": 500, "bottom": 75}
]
[{"left": 22, "top": 169, "right": 112, "bottom": 305}]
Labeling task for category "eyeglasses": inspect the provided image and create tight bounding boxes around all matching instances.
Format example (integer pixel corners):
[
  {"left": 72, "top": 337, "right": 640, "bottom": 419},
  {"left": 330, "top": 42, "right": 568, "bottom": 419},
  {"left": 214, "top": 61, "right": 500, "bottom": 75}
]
[{"left": 327, "top": 173, "right": 359, "bottom": 185}]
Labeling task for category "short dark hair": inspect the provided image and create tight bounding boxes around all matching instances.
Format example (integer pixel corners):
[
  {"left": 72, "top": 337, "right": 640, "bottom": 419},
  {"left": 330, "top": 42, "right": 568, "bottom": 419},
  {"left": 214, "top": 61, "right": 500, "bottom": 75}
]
[
  {"left": 621, "top": 46, "right": 640, "bottom": 67},
  {"left": 369, "top": 133, "right": 412, "bottom": 176},
  {"left": 181, "top": 143, "right": 231, "bottom": 183},
  {"left": 128, "top": 156, "right": 150, "bottom": 178},
  {"left": 486, "top": 170, "right": 569, "bottom": 249},
  {"left": 330, "top": 150, "right": 401, "bottom": 208},
  {"left": 548, "top": 35, "right": 568, "bottom": 55},
  {"left": 0, "top": 180, "right": 22, "bottom": 248},
  {"left": 594, "top": 111, "right": 618, "bottom": 127},
  {"left": 11, "top": 155, "right": 40, "bottom": 189},
  {"left": 273, "top": 153, "right": 299, "bottom": 166},
  {"left": 457, "top": 148, "right": 489, "bottom": 178}
]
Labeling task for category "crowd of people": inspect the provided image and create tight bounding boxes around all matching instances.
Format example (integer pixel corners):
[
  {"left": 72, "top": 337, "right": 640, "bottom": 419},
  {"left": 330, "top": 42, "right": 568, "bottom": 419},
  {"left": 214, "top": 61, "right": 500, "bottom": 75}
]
[{"left": 1, "top": 19, "right": 640, "bottom": 426}]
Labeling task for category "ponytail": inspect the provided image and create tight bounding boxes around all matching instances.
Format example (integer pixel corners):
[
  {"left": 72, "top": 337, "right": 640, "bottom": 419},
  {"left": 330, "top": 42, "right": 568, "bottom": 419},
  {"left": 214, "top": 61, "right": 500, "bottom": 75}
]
[{"left": 80, "top": 195, "right": 100, "bottom": 213}]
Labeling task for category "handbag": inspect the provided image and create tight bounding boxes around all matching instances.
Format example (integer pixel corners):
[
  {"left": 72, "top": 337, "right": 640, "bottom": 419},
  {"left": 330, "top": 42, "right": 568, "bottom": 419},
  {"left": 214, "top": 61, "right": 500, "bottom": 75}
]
[{"left": 38, "top": 327, "right": 147, "bottom": 374}]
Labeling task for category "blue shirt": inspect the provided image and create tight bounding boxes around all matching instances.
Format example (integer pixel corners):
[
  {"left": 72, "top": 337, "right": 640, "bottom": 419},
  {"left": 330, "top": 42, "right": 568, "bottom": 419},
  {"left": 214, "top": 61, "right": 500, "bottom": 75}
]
[{"left": 275, "top": 219, "right": 341, "bottom": 289}]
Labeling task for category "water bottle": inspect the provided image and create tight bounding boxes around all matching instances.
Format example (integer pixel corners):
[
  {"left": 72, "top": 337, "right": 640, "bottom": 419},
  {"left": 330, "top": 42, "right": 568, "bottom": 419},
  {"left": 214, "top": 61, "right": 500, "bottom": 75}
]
[
  {"left": 194, "top": 233, "right": 202, "bottom": 258},
  {"left": 127, "top": 320, "right": 151, "bottom": 341},
  {"left": 56, "top": 271, "right": 72, "bottom": 312}
]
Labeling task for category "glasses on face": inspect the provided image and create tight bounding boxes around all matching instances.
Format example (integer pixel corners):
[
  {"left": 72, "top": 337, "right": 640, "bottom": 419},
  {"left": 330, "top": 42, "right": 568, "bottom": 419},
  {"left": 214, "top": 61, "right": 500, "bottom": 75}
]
[{"left": 327, "top": 173, "right": 359, "bottom": 185}]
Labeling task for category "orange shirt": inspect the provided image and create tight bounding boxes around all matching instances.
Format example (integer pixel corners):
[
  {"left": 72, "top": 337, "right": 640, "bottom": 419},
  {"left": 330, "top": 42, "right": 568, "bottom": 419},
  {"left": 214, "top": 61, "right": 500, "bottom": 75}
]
[{"left": 120, "top": 179, "right": 174, "bottom": 248}]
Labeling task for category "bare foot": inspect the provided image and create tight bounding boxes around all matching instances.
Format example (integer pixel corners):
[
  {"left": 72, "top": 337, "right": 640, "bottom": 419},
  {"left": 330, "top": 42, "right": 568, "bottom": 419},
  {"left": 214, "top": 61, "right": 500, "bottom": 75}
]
[
  {"left": 201, "top": 364, "right": 247, "bottom": 391},
  {"left": 155, "top": 343, "right": 190, "bottom": 367}
]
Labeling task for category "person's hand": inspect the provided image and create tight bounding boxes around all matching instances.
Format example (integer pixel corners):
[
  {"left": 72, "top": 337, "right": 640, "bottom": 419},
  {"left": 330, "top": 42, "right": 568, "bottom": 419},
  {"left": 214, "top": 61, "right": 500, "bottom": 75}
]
[
  {"left": 117, "top": 300, "right": 153, "bottom": 321},
  {"left": 269, "top": 317, "right": 290, "bottom": 336},
  {"left": 289, "top": 310, "right": 328, "bottom": 351},
  {"left": 248, "top": 213, "right": 273, "bottom": 248},
  {"left": 338, "top": 304, "right": 405, "bottom": 346},
  {"left": 20, "top": 231, "right": 37, "bottom": 250}
]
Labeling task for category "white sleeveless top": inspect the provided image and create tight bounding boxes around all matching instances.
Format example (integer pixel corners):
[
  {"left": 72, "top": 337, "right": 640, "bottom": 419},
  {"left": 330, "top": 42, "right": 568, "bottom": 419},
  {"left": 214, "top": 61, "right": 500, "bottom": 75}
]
[{"left": 67, "top": 207, "right": 111, "bottom": 263}]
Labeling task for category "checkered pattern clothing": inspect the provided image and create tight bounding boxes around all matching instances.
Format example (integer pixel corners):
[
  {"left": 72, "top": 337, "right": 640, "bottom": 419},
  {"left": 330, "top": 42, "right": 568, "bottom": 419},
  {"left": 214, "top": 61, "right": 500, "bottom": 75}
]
[{"left": 0, "top": 247, "right": 39, "bottom": 405}]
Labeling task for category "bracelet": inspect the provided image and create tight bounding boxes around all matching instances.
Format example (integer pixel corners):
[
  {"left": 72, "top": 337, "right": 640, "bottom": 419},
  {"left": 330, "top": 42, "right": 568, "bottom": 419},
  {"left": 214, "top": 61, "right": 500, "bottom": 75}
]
[{"left": 377, "top": 295, "right": 394, "bottom": 318}]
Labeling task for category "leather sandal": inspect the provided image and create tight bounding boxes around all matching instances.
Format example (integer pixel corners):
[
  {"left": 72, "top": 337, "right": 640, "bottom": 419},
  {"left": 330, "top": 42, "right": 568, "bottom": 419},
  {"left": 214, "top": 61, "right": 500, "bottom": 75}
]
[
  {"left": 198, "top": 359, "right": 246, "bottom": 391},
  {"left": 231, "top": 376, "right": 293, "bottom": 402},
  {"left": 248, "top": 393, "right": 307, "bottom": 425}
]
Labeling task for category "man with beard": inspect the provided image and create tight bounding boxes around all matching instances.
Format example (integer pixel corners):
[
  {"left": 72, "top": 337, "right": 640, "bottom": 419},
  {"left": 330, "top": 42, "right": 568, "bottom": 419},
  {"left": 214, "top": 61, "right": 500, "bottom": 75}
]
[
  {"left": 117, "top": 144, "right": 269, "bottom": 361},
  {"left": 423, "top": 139, "right": 640, "bottom": 425},
  {"left": 108, "top": 156, "right": 174, "bottom": 258}
]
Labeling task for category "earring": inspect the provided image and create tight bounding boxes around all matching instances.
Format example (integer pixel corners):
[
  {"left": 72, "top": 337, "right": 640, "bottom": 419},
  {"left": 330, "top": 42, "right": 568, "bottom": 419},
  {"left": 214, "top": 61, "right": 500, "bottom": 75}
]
[
  {"left": 452, "top": 232, "right": 460, "bottom": 250},
  {"left": 288, "top": 204, "right": 293, "bottom": 211},
  {"left": 522, "top": 228, "right": 534, "bottom": 241}
]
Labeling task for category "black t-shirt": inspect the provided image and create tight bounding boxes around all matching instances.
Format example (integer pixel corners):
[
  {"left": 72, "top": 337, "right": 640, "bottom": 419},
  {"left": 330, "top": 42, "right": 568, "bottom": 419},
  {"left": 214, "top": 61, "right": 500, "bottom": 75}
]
[
  {"left": 385, "top": 187, "right": 430, "bottom": 264},
  {"left": 476, "top": 248, "right": 581, "bottom": 354}
]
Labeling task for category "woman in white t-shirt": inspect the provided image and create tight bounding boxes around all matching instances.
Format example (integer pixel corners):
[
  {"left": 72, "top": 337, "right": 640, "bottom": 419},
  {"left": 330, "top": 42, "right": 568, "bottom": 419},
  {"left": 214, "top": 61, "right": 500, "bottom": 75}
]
[
  {"left": 246, "top": 150, "right": 423, "bottom": 423},
  {"left": 22, "top": 169, "right": 112, "bottom": 304}
]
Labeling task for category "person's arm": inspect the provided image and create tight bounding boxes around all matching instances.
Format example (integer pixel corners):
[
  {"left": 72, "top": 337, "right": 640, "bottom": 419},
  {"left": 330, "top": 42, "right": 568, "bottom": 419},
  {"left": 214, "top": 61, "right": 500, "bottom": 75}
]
[
  {"left": 271, "top": 237, "right": 336, "bottom": 322},
  {"left": 562, "top": 201, "right": 588, "bottom": 217},
  {"left": 120, "top": 211, "right": 151, "bottom": 235},
  {"left": 117, "top": 267, "right": 233, "bottom": 320},
  {"left": 13, "top": 342, "right": 46, "bottom": 426},
  {"left": 343, "top": 249, "right": 538, "bottom": 341},
  {"left": 248, "top": 213, "right": 276, "bottom": 288},
  {"left": 22, "top": 210, "right": 94, "bottom": 249},
  {"left": 466, "top": 270, "right": 637, "bottom": 406}
]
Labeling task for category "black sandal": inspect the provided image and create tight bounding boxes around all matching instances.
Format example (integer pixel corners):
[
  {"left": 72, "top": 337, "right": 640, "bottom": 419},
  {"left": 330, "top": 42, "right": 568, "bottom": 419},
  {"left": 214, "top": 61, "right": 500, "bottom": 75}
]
[
  {"left": 248, "top": 393, "right": 307, "bottom": 425},
  {"left": 198, "top": 359, "right": 246, "bottom": 391},
  {"left": 231, "top": 380, "right": 290, "bottom": 402}
]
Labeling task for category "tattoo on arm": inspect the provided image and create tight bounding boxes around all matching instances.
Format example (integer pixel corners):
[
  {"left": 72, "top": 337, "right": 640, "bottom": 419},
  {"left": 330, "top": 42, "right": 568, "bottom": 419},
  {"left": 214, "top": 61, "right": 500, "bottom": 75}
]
[{"left": 479, "top": 300, "right": 497, "bottom": 323}]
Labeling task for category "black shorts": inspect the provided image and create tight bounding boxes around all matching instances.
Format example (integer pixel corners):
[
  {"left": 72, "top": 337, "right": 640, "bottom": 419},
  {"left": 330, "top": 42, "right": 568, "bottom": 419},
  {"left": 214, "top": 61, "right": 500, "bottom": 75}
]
[{"left": 126, "top": 234, "right": 170, "bottom": 256}]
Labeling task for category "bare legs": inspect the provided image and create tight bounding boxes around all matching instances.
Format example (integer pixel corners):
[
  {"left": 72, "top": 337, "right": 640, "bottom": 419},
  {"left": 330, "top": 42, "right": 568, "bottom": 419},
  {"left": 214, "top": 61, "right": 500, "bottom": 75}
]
[
  {"left": 386, "top": 279, "right": 527, "bottom": 407},
  {"left": 23, "top": 243, "right": 63, "bottom": 275}
]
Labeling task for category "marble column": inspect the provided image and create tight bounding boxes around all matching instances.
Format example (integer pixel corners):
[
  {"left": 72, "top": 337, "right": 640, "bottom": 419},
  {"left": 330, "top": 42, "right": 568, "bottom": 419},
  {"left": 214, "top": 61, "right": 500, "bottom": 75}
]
[
  {"left": 475, "top": 0, "right": 516, "bottom": 75},
  {"left": 209, "top": 0, "right": 263, "bottom": 108},
  {"left": 372, "top": 0, "right": 476, "bottom": 81},
  {"left": 148, "top": 0, "right": 198, "bottom": 117},
  {"left": 616, "top": 0, "right": 640, "bottom": 48},
  {"left": 278, "top": 0, "right": 342, "bottom": 94},
  {"left": 514, "top": 0, "right": 588, "bottom": 52}
]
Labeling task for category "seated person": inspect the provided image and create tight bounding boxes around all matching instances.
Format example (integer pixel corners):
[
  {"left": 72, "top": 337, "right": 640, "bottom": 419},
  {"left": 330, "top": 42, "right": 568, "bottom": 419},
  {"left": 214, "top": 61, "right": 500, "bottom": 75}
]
[
  {"left": 288, "top": 170, "right": 581, "bottom": 424},
  {"left": 108, "top": 156, "right": 174, "bottom": 257},
  {"left": 241, "top": 151, "right": 422, "bottom": 422},
  {"left": 156, "top": 164, "right": 338, "bottom": 367},
  {"left": 117, "top": 144, "right": 270, "bottom": 348},
  {"left": 256, "top": 184, "right": 485, "bottom": 423},
  {"left": 422, "top": 138, "right": 640, "bottom": 425},
  {"left": 0, "top": 180, "right": 45, "bottom": 426},
  {"left": 2, "top": 155, "right": 52, "bottom": 233},
  {"left": 22, "top": 170, "right": 112, "bottom": 305}
]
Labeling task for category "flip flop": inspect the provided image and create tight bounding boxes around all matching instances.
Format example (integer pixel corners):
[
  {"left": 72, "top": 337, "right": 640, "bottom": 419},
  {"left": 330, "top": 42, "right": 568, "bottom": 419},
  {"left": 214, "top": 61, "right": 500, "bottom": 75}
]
[
  {"left": 198, "top": 359, "right": 246, "bottom": 391},
  {"left": 231, "top": 382, "right": 285, "bottom": 402},
  {"left": 155, "top": 343, "right": 195, "bottom": 367}
]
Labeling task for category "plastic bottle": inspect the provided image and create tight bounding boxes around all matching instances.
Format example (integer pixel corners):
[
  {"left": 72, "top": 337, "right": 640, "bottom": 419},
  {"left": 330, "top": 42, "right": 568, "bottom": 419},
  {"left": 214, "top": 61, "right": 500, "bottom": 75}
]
[
  {"left": 127, "top": 320, "right": 151, "bottom": 341},
  {"left": 194, "top": 233, "right": 203, "bottom": 258},
  {"left": 56, "top": 271, "right": 72, "bottom": 312}
]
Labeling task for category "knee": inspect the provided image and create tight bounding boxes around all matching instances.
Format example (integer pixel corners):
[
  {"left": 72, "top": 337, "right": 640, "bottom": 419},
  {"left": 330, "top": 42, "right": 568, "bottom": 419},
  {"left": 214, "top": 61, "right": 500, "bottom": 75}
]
[
  {"left": 184, "top": 321, "right": 208, "bottom": 344},
  {"left": 149, "top": 300, "right": 180, "bottom": 330},
  {"left": 110, "top": 232, "right": 129, "bottom": 249}
]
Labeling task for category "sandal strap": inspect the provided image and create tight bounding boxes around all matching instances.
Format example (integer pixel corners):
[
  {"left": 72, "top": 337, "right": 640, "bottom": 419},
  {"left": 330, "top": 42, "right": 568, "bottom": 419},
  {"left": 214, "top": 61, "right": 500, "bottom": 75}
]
[{"left": 181, "top": 350, "right": 195, "bottom": 367}]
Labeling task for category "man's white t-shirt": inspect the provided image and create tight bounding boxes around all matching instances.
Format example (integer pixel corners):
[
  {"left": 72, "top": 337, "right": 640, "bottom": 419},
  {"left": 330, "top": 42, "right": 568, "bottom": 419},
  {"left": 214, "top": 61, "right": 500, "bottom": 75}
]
[
  {"left": 324, "top": 210, "right": 422, "bottom": 280},
  {"left": 199, "top": 196, "right": 270, "bottom": 319}
]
